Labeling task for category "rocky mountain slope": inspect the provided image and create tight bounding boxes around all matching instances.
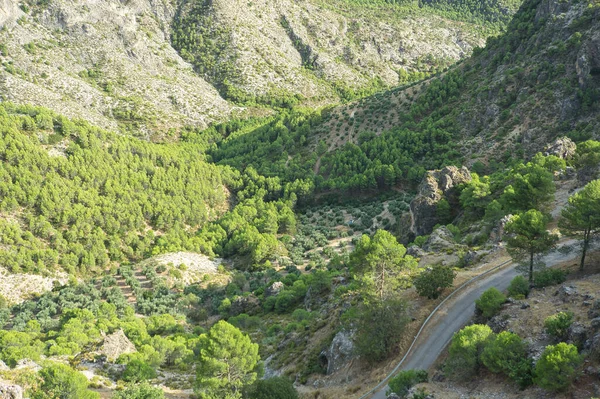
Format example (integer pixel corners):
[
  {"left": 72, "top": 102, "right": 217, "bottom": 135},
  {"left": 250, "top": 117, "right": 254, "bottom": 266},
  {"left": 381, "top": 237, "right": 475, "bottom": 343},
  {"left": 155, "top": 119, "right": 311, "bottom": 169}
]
[
  {"left": 0, "top": 0, "right": 232, "bottom": 138},
  {"left": 0, "top": 0, "right": 520, "bottom": 139},
  {"left": 173, "top": 0, "right": 513, "bottom": 106},
  {"left": 313, "top": 0, "right": 600, "bottom": 163}
]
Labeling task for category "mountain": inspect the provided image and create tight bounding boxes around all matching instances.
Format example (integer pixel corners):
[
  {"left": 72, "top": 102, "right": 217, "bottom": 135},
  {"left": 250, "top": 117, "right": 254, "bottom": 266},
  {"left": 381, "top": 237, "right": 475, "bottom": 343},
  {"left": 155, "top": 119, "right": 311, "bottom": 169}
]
[
  {"left": 313, "top": 0, "right": 600, "bottom": 165},
  {"left": 172, "top": 0, "right": 520, "bottom": 106},
  {"left": 0, "top": 0, "right": 232, "bottom": 138},
  {"left": 0, "top": 0, "right": 520, "bottom": 140}
]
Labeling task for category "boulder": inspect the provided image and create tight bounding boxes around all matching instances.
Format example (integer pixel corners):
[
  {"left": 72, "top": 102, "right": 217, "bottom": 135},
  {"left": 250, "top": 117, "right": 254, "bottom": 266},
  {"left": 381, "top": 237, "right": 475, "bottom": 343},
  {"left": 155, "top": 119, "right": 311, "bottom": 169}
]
[
  {"left": 422, "top": 226, "right": 455, "bottom": 252},
  {"left": 568, "top": 322, "right": 587, "bottom": 347},
  {"left": 409, "top": 166, "right": 471, "bottom": 236},
  {"left": 321, "top": 330, "right": 356, "bottom": 375},
  {"left": 544, "top": 137, "right": 576, "bottom": 160},
  {"left": 265, "top": 282, "right": 284, "bottom": 297},
  {"left": 406, "top": 245, "right": 426, "bottom": 257},
  {"left": 556, "top": 285, "right": 578, "bottom": 302},
  {"left": 0, "top": 381, "right": 23, "bottom": 399},
  {"left": 488, "top": 315, "right": 509, "bottom": 333},
  {"left": 99, "top": 329, "right": 136, "bottom": 362},
  {"left": 14, "top": 359, "right": 41, "bottom": 371},
  {"left": 489, "top": 214, "right": 513, "bottom": 243}
]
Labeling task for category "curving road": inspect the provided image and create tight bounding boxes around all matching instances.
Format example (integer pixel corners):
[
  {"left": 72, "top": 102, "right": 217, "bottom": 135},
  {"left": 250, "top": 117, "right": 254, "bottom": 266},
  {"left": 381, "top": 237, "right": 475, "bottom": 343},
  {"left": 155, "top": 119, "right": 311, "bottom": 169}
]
[{"left": 368, "top": 240, "right": 582, "bottom": 399}]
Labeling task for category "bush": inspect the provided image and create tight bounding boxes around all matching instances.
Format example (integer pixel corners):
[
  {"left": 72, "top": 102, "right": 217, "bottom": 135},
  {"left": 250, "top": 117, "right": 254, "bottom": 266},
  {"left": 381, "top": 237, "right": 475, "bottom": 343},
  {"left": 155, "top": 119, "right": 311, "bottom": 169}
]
[
  {"left": 534, "top": 343, "right": 582, "bottom": 391},
  {"left": 544, "top": 312, "right": 574, "bottom": 340},
  {"left": 533, "top": 269, "right": 567, "bottom": 287},
  {"left": 245, "top": 376, "right": 298, "bottom": 399},
  {"left": 475, "top": 287, "right": 506, "bottom": 319},
  {"left": 481, "top": 331, "right": 532, "bottom": 388},
  {"left": 352, "top": 298, "right": 410, "bottom": 363},
  {"left": 413, "top": 265, "right": 456, "bottom": 299},
  {"left": 445, "top": 324, "right": 493, "bottom": 380},
  {"left": 507, "top": 276, "right": 530, "bottom": 298},
  {"left": 387, "top": 369, "right": 428, "bottom": 397},
  {"left": 113, "top": 383, "right": 165, "bottom": 399},
  {"left": 122, "top": 360, "right": 157, "bottom": 383},
  {"left": 33, "top": 363, "right": 99, "bottom": 399}
]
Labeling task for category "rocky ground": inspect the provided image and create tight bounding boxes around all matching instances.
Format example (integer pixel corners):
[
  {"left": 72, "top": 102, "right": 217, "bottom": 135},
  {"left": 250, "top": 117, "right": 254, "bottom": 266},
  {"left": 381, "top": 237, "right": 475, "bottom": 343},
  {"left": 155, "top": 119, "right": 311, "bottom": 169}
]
[{"left": 0, "top": 0, "right": 232, "bottom": 139}]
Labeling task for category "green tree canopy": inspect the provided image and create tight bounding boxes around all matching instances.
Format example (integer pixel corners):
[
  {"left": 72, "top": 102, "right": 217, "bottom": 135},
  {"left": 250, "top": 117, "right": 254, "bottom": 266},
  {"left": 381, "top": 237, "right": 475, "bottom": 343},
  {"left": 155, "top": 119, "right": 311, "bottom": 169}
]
[
  {"left": 501, "top": 162, "right": 555, "bottom": 212},
  {"left": 534, "top": 343, "right": 582, "bottom": 392},
  {"left": 505, "top": 210, "right": 558, "bottom": 285},
  {"left": 112, "top": 383, "right": 165, "bottom": 399},
  {"left": 413, "top": 265, "right": 456, "bottom": 299},
  {"left": 444, "top": 324, "right": 493, "bottom": 380},
  {"left": 244, "top": 377, "right": 298, "bottom": 399},
  {"left": 350, "top": 230, "right": 417, "bottom": 299},
  {"left": 196, "top": 321, "right": 261, "bottom": 399},
  {"left": 33, "top": 363, "right": 100, "bottom": 399},
  {"left": 481, "top": 331, "right": 532, "bottom": 387},
  {"left": 559, "top": 179, "right": 600, "bottom": 270},
  {"left": 459, "top": 173, "right": 491, "bottom": 217}
]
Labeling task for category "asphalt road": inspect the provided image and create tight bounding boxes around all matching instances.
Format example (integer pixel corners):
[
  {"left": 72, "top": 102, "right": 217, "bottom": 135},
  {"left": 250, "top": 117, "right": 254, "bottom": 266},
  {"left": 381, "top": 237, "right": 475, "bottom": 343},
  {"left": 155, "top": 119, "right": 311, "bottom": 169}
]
[
  {"left": 369, "top": 265, "right": 518, "bottom": 399},
  {"left": 369, "top": 239, "right": 582, "bottom": 399}
]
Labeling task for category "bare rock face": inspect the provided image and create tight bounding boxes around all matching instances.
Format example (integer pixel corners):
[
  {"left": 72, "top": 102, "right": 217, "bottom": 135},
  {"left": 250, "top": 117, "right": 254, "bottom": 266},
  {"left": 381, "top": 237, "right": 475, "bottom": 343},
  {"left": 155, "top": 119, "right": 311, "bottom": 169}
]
[
  {"left": 409, "top": 166, "right": 471, "bottom": 236},
  {"left": 0, "top": 361, "right": 8, "bottom": 371},
  {"left": 265, "top": 282, "right": 285, "bottom": 297},
  {"left": 0, "top": 381, "right": 23, "bottom": 399},
  {"left": 99, "top": 329, "right": 137, "bottom": 362},
  {"left": 321, "top": 330, "right": 356, "bottom": 375},
  {"left": 423, "top": 226, "right": 455, "bottom": 252},
  {"left": 0, "top": 0, "right": 232, "bottom": 138},
  {"left": 544, "top": 137, "right": 577, "bottom": 160}
]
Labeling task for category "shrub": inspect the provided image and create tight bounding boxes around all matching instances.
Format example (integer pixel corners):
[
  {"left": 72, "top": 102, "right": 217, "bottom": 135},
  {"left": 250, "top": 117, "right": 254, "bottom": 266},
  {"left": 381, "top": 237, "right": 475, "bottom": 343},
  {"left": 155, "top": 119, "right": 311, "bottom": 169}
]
[
  {"left": 413, "top": 265, "right": 456, "bottom": 299},
  {"left": 534, "top": 343, "right": 582, "bottom": 391},
  {"left": 387, "top": 369, "right": 428, "bottom": 397},
  {"left": 445, "top": 324, "right": 493, "bottom": 380},
  {"left": 481, "top": 331, "right": 532, "bottom": 388},
  {"left": 533, "top": 269, "right": 567, "bottom": 287},
  {"left": 113, "top": 383, "right": 165, "bottom": 399},
  {"left": 544, "top": 312, "right": 574, "bottom": 340},
  {"left": 245, "top": 376, "right": 298, "bottom": 399},
  {"left": 33, "top": 363, "right": 99, "bottom": 399},
  {"left": 352, "top": 298, "right": 409, "bottom": 362},
  {"left": 475, "top": 287, "right": 506, "bottom": 319},
  {"left": 122, "top": 360, "right": 157, "bottom": 382},
  {"left": 507, "top": 275, "right": 530, "bottom": 298}
]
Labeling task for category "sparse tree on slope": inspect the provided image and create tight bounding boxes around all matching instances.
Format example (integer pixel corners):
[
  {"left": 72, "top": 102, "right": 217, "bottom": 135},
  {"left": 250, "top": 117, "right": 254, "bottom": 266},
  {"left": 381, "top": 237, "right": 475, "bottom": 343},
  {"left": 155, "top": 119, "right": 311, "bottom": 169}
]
[
  {"left": 505, "top": 210, "right": 558, "bottom": 286},
  {"left": 559, "top": 179, "right": 600, "bottom": 270}
]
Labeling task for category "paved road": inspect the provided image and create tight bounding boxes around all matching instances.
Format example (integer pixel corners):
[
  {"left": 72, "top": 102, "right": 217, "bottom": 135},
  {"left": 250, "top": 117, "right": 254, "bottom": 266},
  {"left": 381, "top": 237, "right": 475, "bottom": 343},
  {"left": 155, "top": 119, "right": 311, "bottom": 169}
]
[
  {"left": 369, "top": 265, "right": 518, "bottom": 399},
  {"left": 369, "top": 239, "right": 583, "bottom": 399}
]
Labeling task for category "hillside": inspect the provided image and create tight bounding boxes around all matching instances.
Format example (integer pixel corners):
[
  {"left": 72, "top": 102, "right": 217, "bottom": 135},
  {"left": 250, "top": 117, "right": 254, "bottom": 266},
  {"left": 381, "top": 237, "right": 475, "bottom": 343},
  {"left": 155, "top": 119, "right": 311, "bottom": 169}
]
[
  {"left": 0, "top": 0, "right": 599, "bottom": 399},
  {"left": 172, "top": 0, "right": 520, "bottom": 106},
  {"left": 312, "top": 0, "right": 600, "bottom": 164},
  {"left": 0, "top": 0, "right": 520, "bottom": 140},
  {"left": 0, "top": 0, "right": 232, "bottom": 138}
]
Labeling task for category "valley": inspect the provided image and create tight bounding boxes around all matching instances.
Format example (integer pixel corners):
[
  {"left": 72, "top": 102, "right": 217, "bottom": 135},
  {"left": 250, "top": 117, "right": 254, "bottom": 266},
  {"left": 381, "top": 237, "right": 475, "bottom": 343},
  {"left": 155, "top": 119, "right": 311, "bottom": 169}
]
[{"left": 0, "top": 0, "right": 599, "bottom": 398}]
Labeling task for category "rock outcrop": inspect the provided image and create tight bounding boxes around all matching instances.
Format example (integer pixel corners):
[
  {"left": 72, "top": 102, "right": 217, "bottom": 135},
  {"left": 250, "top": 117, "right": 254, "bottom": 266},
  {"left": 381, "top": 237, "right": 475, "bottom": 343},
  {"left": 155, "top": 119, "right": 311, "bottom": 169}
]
[
  {"left": 321, "top": 330, "right": 356, "bottom": 375},
  {"left": 409, "top": 166, "right": 471, "bottom": 236},
  {"left": 265, "top": 282, "right": 285, "bottom": 297},
  {"left": 423, "top": 226, "right": 456, "bottom": 252},
  {"left": 544, "top": 137, "right": 577, "bottom": 160},
  {"left": 230, "top": 295, "right": 261, "bottom": 316},
  {"left": 0, "top": 381, "right": 23, "bottom": 399},
  {"left": 99, "top": 329, "right": 137, "bottom": 362}
]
